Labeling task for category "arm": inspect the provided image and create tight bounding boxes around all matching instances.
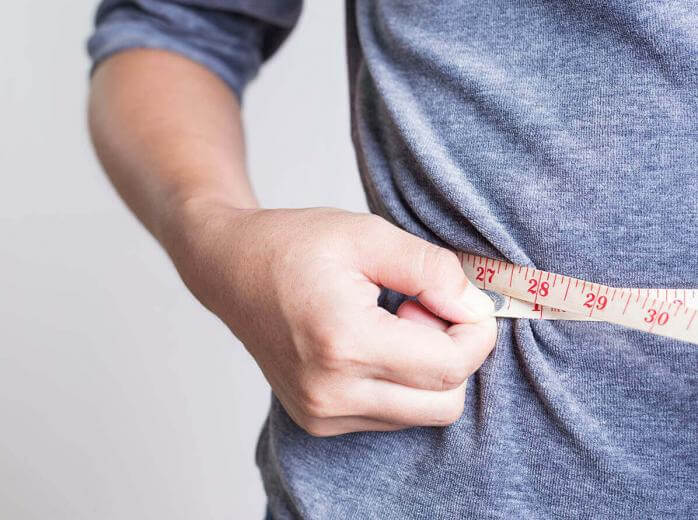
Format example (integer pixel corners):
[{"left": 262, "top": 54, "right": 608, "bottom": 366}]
[
  {"left": 88, "top": 48, "right": 255, "bottom": 243},
  {"left": 88, "top": 38, "right": 496, "bottom": 438}
]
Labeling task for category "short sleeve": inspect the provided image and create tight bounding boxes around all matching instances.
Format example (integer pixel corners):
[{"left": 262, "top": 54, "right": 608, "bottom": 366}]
[{"left": 87, "top": 0, "right": 303, "bottom": 101}]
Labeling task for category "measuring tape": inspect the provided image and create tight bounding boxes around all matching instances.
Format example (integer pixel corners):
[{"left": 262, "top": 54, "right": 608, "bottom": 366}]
[{"left": 459, "top": 253, "right": 698, "bottom": 346}]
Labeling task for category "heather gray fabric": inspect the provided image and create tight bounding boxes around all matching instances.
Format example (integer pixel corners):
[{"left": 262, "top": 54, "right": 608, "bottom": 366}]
[
  {"left": 88, "top": 0, "right": 301, "bottom": 100},
  {"left": 88, "top": 1, "right": 698, "bottom": 518}
]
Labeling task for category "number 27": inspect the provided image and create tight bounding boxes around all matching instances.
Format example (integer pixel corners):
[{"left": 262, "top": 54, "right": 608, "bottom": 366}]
[{"left": 476, "top": 266, "right": 495, "bottom": 283}]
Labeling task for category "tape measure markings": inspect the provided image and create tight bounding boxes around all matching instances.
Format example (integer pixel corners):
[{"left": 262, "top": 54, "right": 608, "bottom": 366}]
[{"left": 459, "top": 253, "right": 698, "bottom": 346}]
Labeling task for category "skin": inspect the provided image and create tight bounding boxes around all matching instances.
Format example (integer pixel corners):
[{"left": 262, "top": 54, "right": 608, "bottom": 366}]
[{"left": 88, "top": 49, "right": 497, "bottom": 437}]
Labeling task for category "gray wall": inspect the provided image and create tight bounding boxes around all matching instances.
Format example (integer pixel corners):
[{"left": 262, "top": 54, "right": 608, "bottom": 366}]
[{"left": 0, "top": 2, "right": 365, "bottom": 518}]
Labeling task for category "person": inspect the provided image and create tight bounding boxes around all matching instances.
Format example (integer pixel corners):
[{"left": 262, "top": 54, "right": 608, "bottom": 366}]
[{"left": 86, "top": 1, "right": 697, "bottom": 518}]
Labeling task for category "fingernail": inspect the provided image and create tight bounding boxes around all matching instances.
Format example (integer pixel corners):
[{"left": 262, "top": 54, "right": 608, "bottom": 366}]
[{"left": 459, "top": 282, "right": 495, "bottom": 322}]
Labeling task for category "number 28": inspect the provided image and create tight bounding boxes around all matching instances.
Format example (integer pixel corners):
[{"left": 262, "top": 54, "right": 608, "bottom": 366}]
[{"left": 528, "top": 279, "right": 549, "bottom": 296}]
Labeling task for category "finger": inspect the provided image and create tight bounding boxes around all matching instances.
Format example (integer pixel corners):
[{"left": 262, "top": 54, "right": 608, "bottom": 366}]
[
  {"left": 295, "top": 415, "right": 407, "bottom": 437},
  {"left": 363, "top": 307, "right": 495, "bottom": 390},
  {"left": 356, "top": 218, "right": 493, "bottom": 323},
  {"left": 348, "top": 377, "right": 468, "bottom": 427},
  {"left": 446, "top": 317, "right": 498, "bottom": 375},
  {"left": 396, "top": 299, "right": 449, "bottom": 330},
  {"left": 277, "top": 388, "right": 408, "bottom": 437}
]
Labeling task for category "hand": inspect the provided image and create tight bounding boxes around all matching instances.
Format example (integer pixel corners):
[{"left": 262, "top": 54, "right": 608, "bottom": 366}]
[{"left": 165, "top": 200, "right": 497, "bottom": 436}]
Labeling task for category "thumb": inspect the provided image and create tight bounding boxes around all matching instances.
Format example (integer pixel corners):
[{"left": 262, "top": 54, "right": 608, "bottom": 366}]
[{"left": 358, "top": 218, "right": 494, "bottom": 323}]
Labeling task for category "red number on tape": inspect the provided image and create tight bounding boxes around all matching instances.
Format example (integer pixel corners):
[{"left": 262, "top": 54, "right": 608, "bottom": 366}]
[
  {"left": 476, "top": 267, "right": 495, "bottom": 283},
  {"left": 645, "top": 309, "right": 669, "bottom": 325},
  {"left": 529, "top": 279, "right": 549, "bottom": 296}
]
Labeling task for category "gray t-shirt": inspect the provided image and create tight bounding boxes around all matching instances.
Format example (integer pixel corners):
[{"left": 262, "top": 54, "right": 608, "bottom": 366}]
[{"left": 88, "top": 1, "right": 698, "bottom": 518}]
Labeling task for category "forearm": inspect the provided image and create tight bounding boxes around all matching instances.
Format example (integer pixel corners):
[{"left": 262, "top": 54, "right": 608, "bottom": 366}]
[
  {"left": 88, "top": 48, "right": 257, "bottom": 245},
  {"left": 86, "top": 45, "right": 497, "bottom": 439}
]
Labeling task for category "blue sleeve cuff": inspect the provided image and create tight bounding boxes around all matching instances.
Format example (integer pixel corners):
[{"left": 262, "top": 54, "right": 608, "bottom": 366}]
[{"left": 86, "top": 2, "right": 294, "bottom": 101}]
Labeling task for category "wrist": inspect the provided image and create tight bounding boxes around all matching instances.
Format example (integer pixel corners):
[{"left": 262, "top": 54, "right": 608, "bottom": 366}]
[{"left": 157, "top": 188, "right": 258, "bottom": 262}]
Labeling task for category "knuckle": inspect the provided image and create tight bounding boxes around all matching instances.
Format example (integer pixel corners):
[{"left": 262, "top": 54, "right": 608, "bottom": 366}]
[
  {"left": 439, "top": 362, "right": 469, "bottom": 390},
  {"left": 318, "top": 337, "right": 347, "bottom": 369},
  {"left": 435, "top": 396, "right": 466, "bottom": 426},
  {"left": 417, "top": 244, "right": 461, "bottom": 286},
  {"left": 301, "top": 418, "right": 335, "bottom": 438},
  {"left": 355, "top": 213, "right": 388, "bottom": 237},
  {"left": 363, "top": 213, "right": 387, "bottom": 228},
  {"left": 314, "top": 324, "right": 356, "bottom": 370},
  {"left": 297, "top": 384, "right": 334, "bottom": 419}
]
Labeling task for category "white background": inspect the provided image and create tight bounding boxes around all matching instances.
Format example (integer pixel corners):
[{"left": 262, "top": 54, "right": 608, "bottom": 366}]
[{"left": 0, "top": 2, "right": 365, "bottom": 518}]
